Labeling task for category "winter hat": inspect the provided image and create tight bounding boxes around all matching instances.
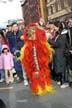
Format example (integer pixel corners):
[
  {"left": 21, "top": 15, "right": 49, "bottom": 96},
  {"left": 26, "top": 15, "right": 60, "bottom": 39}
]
[
  {"left": 11, "top": 47, "right": 20, "bottom": 57},
  {"left": 1, "top": 45, "right": 9, "bottom": 51},
  {"left": 11, "top": 47, "right": 16, "bottom": 53}
]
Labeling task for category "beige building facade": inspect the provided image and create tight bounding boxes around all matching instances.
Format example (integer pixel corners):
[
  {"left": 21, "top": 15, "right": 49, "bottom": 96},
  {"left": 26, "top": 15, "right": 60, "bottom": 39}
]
[
  {"left": 21, "top": 0, "right": 72, "bottom": 24},
  {"left": 46, "top": 0, "right": 72, "bottom": 19}
]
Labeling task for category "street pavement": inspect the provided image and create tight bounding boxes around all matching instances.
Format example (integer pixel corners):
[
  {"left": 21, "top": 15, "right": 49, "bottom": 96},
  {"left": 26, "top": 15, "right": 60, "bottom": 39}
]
[{"left": 0, "top": 81, "right": 72, "bottom": 108}]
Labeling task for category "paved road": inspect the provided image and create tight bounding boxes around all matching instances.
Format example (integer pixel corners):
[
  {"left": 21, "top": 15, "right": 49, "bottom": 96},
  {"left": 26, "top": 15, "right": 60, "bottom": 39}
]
[{"left": 0, "top": 82, "right": 72, "bottom": 108}]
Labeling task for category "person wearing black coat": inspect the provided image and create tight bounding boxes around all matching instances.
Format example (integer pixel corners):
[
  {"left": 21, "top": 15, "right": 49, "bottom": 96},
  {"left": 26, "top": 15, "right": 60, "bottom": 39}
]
[
  {"left": 48, "top": 21, "right": 69, "bottom": 88},
  {"left": 66, "top": 18, "right": 72, "bottom": 87}
]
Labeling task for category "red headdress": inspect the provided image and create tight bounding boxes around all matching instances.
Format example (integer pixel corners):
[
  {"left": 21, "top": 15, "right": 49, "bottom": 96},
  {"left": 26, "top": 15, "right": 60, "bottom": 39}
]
[
  {"left": 24, "top": 22, "right": 47, "bottom": 42},
  {"left": 24, "top": 22, "right": 37, "bottom": 42}
]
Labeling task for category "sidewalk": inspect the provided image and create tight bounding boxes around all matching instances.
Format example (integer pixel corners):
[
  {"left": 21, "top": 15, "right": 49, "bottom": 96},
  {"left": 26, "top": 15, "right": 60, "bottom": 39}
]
[{"left": 0, "top": 82, "right": 72, "bottom": 108}]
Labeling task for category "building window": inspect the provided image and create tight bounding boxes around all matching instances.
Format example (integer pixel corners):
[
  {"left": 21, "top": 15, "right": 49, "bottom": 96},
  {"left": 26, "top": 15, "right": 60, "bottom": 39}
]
[
  {"left": 64, "top": 0, "right": 68, "bottom": 7},
  {"left": 52, "top": 4, "right": 56, "bottom": 13},
  {"left": 67, "top": 0, "right": 72, "bottom": 7},
  {"left": 55, "top": 2, "right": 58, "bottom": 12},
  {"left": 48, "top": 7, "right": 51, "bottom": 15},
  {"left": 58, "top": 0, "right": 61, "bottom": 11},
  {"left": 47, "top": 0, "right": 50, "bottom": 3},
  {"left": 45, "top": 0, "right": 47, "bottom": 3},
  {"left": 47, "top": 0, "right": 53, "bottom": 3},
  {"left": 47, "top": 7, "right": 49, "bottom": 15},
  {"left": 61, "top": 0, "right": 65, "bottom": 9},
  {"left": 50, "top": 5, "right": 53, "bottom": 14},
  {"left": 48, "top": 6, "right": 53, "bottom": 15}
]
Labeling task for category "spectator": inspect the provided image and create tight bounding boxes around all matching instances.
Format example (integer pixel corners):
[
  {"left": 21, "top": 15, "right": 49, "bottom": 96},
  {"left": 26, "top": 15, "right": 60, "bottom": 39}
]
[
  {"left": 66, "top": 17, "right": 72, "bottom": 87},
  {"left": 12, "top": 48, "right": 24, "bottom": 83},
  {"left": 2, "top": 29, "right": 9, "bottom": 46},
  {"left": 2, "top": 45, "right": 14, "bottom": 84},
  {"left": 48, "top": 21, "right": 69, "bottom": 88},
  {"left": 6, "top": 22, "right": 24, "bottom": 52}
]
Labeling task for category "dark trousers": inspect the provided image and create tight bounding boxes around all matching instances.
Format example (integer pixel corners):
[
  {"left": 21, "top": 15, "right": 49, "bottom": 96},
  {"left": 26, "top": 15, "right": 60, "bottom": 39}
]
[
  {"left": 56, "top": 73, "right": 65, "bottom": 84},
  {"left": 17, "top": 71, "right": 24, "bottom": 81}
]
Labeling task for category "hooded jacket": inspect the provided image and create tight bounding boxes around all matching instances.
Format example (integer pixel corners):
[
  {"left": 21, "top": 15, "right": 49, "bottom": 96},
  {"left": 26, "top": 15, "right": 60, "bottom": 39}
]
[{"left": 2, "top": 45, "right": 14, "bottom": 70}]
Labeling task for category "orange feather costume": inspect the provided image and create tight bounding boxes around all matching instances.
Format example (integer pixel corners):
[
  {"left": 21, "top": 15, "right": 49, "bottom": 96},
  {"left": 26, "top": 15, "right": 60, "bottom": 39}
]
[{"left": 21, "top": 23, "right": 54, "bottom": 95}]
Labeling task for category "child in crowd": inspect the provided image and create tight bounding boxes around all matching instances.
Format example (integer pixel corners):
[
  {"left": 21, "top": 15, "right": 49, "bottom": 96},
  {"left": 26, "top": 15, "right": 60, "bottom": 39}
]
[
  {"left": 2, "top": 45, "right": 14, "bottom": 84},
  {"left": 12, "top": 48, "right": 24, "bottom": 83}
]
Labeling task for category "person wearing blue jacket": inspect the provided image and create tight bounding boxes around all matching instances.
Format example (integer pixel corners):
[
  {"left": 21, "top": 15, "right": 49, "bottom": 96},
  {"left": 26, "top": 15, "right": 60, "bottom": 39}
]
[
  {"left": 12, "top": 48, "right": 24, "bottom": 83},
  {"left": 6, "top": 22, "right": 24, "bottom": 53}
]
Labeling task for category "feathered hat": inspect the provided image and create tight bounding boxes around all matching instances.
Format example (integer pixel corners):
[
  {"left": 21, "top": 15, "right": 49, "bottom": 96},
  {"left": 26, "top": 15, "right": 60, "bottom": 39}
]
[{"left": 24, "top": 22, "right": 37, "bottom": 41}]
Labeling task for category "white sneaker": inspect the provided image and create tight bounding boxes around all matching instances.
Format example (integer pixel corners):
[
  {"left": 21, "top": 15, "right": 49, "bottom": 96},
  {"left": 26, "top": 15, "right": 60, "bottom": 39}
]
[
  {"left": 6, "top": 79, "right": 9, "bottom": 84},
  {"left": 9, "top": 77, "right": 14, "bottom": 83},
  {"left": 24, "top": 80, "right": 28, "bottom": 86},
  {"left": 16, "top": 77, "right": 19, "bottom": 80},
  {"left": 60, "top": 83, "right": 69, "bottom": 88},
  {"left": 57, "top": 81, "right": 61, "bottom": 85},
  {"left": 0, "top": 79, "right": 4, "bottom": 82}
]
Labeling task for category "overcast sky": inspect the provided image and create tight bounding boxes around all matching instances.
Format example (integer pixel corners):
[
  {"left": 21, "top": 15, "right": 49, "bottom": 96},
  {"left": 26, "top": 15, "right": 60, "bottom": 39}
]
[{"left": 0, "top": 0, "right": 23, "bottom": 27}]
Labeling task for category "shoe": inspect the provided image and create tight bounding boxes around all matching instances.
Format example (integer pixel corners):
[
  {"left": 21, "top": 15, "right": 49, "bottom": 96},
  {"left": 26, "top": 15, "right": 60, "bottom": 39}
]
[
  {"left": 24, "top": 80, "right": 28, "bottom": 86},
  {"left": 16, "top": 77, "right": 19, "bottom": 80},
  {"left": 9, "top": 78, "right": 14, "bottom": 83},
  {"left": 6, "top": 80, "right": 9, "bottom": 85},
  {"left": 57, "top": 81, "right": 61, "bottom": 85},
  {"left": 16, "top": 79, "right": 23, "bottom": 83},
  {"left": 60, "top": 83, "right": 69, "bottom": 88},
  {"left": 0, "top": 79, "right": 4, "bottom": 82}
]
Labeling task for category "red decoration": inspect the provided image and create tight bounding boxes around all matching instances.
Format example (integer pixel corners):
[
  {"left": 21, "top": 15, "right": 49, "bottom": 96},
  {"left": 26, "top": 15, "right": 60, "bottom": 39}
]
[{"left": 21, "top": 23, "right": 54, "bottom": 95}]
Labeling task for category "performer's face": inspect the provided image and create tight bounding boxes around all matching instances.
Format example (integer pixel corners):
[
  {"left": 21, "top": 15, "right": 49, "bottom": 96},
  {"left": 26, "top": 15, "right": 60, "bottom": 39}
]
[
  {"left": 28, "top": 30, "right": 36, "bottom": 40},
  {"left": 27, "top": 27, "right": 36, "bottom": 40},
  {"left": 32, "top": 31, "right": 36, "bottom": 40}
]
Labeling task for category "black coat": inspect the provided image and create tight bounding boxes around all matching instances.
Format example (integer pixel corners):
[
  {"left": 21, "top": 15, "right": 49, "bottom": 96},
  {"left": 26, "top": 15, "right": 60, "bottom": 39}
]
[
  {"left": 13, "top": 57, "right": 22, "bottom": 72},
  {"left": 48, "top": 32, "right": 67, "bottom": 74},
  {"left": 67, "top": 27, "right": 72, "bottom": 69}
]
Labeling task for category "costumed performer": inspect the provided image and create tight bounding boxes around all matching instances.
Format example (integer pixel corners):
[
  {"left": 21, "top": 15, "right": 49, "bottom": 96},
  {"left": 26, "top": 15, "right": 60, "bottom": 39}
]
[{"left": 21, "top": 23, "right": 55, "bottom": 96}]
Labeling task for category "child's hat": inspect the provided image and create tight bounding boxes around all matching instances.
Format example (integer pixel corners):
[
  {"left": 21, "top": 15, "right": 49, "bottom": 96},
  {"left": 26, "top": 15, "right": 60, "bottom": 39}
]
[
  {"left": 11, "top": 47, "right": 16, "bottom": 53},
  {"left": 2, "top": 45, "right": 9, "bottom": 51}
]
